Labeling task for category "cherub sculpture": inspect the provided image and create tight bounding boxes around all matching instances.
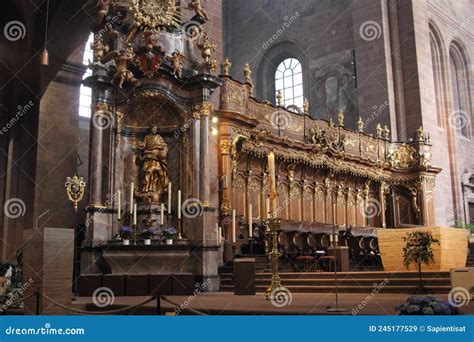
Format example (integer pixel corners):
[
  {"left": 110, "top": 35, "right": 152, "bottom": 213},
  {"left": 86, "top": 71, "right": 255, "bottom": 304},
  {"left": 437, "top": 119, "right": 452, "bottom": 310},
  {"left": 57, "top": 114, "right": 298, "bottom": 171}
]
[
  {"left": 97, "top": 0, "right": 111, "bottom": 23},
  {"left": 170, "top": 50, "right": 186, "bottom": 78},
  {"left": 114, "top": 46, "right": 137, "bottom": 89},
  {"left": 187, "top": 0, "right": 210, "bottom": 21}
]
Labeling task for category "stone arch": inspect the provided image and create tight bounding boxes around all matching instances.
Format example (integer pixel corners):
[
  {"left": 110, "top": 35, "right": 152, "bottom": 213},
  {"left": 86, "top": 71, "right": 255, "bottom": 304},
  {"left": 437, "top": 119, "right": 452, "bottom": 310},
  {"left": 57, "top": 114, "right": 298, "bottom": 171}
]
[
  {"left": 429, "top": 21, "right": 448, "bottom": 127},
  {"left": 449, "top": 40, "right": 472, "bottom": 138}
]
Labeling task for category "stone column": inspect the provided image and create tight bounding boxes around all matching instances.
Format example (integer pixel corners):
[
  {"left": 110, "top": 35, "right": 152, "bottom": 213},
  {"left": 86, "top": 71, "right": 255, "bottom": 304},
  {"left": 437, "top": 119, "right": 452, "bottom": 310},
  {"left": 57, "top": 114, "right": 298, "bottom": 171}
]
[
  {"left": 88, "top": 102, "right": 108, "bottom": 208},
  {"left": 198, "top": 102, "right": 214, "bottom": 206}
]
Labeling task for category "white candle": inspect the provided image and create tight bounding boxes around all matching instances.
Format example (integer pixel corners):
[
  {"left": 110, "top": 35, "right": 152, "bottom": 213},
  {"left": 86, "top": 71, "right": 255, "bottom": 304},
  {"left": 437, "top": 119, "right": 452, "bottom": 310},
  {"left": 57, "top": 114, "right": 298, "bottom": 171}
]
[
  {"left": 133, "top": 203, "right": 137, "bottom": 225},
  {"left": 129, "top": 182, "right": 134, "bottom": 212},
  {"left": 268, "top": 152, "right": 277, "bottom": 213},
  {"left": 218, "top": 226, "right": 222, "bottom": 244},
  {"left": 232, "top": 209, "right": 236, "bottom": 243},
  {"left": 330, "top": 234, "right": 334, "bottom": 243},
  {"left": 178, "top": 190, "right": 182, "bottom": 219},
  {"left": 117, "top": 190, "right": 121, "bottom": 220},
  {"left": 248, "top": 204, "right": 253, "bottom": 238},
  {"left": 266, "top": 198, "right": 270, "bottom": 218},
  {"left": 215, "top": 223, "right": 219, "bottom": 244},
  {"left": 160, "top": 203, "right": 164, "bottom": 225},
  {"left": 167, "top": 182, "right": 172, "bottom": 214}
]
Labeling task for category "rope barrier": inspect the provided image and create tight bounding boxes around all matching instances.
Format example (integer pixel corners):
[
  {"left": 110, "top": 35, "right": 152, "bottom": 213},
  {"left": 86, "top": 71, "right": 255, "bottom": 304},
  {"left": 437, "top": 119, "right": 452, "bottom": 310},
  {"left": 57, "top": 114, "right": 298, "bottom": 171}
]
[
  {"left": 160, "top": 295, "right": 208, "bottom": 316},
  {"left": 41, "top": 293, "right": 157, "bottom": 315}
]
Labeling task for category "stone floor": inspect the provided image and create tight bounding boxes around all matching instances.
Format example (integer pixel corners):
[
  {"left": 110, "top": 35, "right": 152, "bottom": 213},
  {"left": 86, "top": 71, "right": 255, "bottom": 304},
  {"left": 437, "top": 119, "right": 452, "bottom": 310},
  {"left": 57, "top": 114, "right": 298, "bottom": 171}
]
[{"left": 73, "top": 292, "right": 474, "bottom": 315}]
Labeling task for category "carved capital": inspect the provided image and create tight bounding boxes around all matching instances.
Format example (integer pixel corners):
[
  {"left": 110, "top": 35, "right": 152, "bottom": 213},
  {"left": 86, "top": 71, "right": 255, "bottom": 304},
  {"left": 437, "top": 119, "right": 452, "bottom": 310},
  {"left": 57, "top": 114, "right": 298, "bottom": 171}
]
[
  {"left": 193, "top": 101, "right": 215, "bottom": 118},
  {"left": 219, "top": 139, "right": 232, "bottom": 154}
]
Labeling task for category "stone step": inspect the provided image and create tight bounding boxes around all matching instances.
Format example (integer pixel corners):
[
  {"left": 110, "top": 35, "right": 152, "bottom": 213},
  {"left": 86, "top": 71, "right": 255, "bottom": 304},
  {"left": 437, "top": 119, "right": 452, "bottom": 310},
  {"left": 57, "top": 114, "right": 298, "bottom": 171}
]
[{"left": 219, "top": 284, "right": 452, "bottom": 294}]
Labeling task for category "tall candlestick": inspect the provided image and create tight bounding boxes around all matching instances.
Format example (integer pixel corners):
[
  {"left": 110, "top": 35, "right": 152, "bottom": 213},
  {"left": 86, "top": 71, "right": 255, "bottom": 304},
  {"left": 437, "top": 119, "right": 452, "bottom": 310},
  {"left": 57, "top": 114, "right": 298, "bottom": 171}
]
[
  {"left": 167, "top": 182, "right": 172, "bottom": 214},
  {"left": 129, "top": 182, "right": 134, "bottom": 212},
  {"left": 133, "top": 203, "right": 137, "bottom": 225},
  {"left": 266, "top": 198, "right": 270, "bottom": 218},
  {"left": 232, "top": 209, "right": 236, "bottom": 243},
  {"left": 248, "top": 204, "right": 253, "bottom": 238},
  {"left": 160, "top": 203, "right": 164, "bottom": 225},
  {"left": 218, "top": 226, "right": 222, "bottom": 244},
  {"left": 178, "top": 190, "right": 182, "bottom": 219},
  {"left": 268, "top": 152, "right": 277, "bottom": 214},
  {"left": 117, "top": 190, "right": 121, "bottom": 220}
]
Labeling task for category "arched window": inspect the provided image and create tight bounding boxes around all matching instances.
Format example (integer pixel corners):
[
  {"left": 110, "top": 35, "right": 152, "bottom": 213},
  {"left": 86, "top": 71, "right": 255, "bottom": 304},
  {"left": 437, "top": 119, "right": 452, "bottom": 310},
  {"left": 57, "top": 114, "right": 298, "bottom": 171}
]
[
  {"left": 449, "top": 42, "right": 471, "bottom": 138},
  {"left": 275, "top": 58, "right": 303, "bottom": 110},
  {"left": 79, "top": 33, "right": 94, "bottom": 118}
]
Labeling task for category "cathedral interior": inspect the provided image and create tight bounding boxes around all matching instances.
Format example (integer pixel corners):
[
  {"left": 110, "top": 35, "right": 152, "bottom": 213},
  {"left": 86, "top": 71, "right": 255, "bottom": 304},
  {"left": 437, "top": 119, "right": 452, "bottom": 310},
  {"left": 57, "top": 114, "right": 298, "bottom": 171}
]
[{"left": 0, "top": 0, "right": 473, "bottom": 316}]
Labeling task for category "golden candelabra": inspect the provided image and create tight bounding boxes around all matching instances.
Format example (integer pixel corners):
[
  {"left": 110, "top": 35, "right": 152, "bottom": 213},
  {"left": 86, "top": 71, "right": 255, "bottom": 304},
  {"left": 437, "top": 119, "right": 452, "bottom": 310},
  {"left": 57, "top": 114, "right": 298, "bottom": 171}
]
[{"left": 264, "top": 216, "right": 283, "bottom": 299}]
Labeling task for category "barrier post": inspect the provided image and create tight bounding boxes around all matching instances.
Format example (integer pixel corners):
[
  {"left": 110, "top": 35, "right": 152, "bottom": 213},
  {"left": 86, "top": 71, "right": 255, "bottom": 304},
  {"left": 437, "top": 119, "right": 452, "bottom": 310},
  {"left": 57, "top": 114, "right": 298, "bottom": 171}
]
[
  {"left": 35, "top": 288, "right": 41, "bottom": 315},
  {"left": 156, "top": 295, "right": 161, "bottom": 315}
]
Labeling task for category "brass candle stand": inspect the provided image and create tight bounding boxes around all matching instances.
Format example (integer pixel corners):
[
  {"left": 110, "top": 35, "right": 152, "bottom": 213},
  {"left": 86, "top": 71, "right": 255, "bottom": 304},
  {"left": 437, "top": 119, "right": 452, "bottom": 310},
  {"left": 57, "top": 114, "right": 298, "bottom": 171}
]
[{"left": 264, "top": 216, "right": 283, "bottom": 300}]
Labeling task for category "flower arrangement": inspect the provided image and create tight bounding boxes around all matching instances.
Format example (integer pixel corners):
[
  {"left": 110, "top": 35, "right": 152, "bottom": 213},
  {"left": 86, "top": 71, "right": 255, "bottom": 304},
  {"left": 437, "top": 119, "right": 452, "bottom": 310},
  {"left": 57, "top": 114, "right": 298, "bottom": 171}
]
[
  {"left": 402, "top": 231, "right": 440, "bottom": 290},
  {"left": 162, "top": 227, "right": 177, "bottom": 240},
  {"left": 119, "top": 226, "right": 134, "bottom": 240},
  {"left": 395, "top": 295, "right": 460, "bottom": 315},
  {"left": 140, "top": 227, "right": 157, "bottom": 240}
]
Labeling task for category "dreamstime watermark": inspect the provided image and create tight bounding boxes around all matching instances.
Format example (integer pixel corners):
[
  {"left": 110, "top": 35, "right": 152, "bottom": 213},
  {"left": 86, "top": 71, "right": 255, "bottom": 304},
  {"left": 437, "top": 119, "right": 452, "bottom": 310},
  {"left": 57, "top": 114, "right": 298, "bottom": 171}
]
[
  {"left": 359, "top": 20, "right": 382, "bottom": 42},
  {"left": 448, "top": 287, "right": 471, "bottom": 308},
  {"left": 363, "top": 100, "right": 389, "bottom": 129},
  {"left": 92, "top": 287, "right": 115, "bottom": 308},
  {"left": 352, "top": 279, "right": 390, "bottom": 315},
  {"left": 3, "top": 198, "right": 26, "bottom": 219},
  {"left": 270, "top": 286, "right": 293, "bottom": 308},
  {"left": 267, "top": 110, "right": 293, "bottom": 130},
  {"left": 5, "top": 323, "right": 85, "bottom": 336},
  {"left": 92, "top": 110, "right": 115, "bottom": 131},
  {"left": 85, "top": 191, "right": 120, "bottom": 227},
  {"left": 175, "top": 281, "right": 209, "bottom": 315},
  {"left": 181, "top": 20, "right": 204, "bottom": 42},
  {"left": 448, "top": 110, "right": 470, "bottom": 132},
  {"left": 0, "top": 101, "right": 35, "bottom": 136},
  {"left": 361, "top": 198, "right": 382, "bottom": 219},
  {"left": 181, "top": 198, "right": 204, "bottom": 218},
  {"left": 94, "top": 13, "right": 123, "bottom": 41},
  {"left": 0, "top": 278, "right": 34, "bottom": 313},
  {"left": 262, "top": 12, "right": 300, "bottom": 50},
  {"left": 3, "top": 21, "right": 26, "bottom": 41},
  {"left": 174, "top": 117, "right": 197, "bottom": 139}
]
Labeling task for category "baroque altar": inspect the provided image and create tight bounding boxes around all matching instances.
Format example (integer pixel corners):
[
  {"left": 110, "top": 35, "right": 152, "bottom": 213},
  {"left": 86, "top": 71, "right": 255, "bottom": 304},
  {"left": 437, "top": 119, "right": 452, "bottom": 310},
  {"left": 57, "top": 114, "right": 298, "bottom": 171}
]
[{"left": 80, "top": 1, "right": 441, "bottom": 290}]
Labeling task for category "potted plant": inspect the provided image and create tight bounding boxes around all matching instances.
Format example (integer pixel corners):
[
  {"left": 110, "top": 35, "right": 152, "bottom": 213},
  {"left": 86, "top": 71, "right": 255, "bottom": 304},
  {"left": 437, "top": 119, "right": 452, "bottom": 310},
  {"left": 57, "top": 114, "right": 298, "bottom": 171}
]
[
  {"left": 162, "top": 227, "right": 177, "bottom": 245},
  {"left": 402, "top": 231, "right": 440, "bottom": 292},
  {"left": 395, "top": 295, "right": 460, "bottom": 315},
  {"left": 119, "top": 226, "right": 134, "bottom": 245},
  {"left": 140, "top": 227, "right": 157, "bottom": 245}
]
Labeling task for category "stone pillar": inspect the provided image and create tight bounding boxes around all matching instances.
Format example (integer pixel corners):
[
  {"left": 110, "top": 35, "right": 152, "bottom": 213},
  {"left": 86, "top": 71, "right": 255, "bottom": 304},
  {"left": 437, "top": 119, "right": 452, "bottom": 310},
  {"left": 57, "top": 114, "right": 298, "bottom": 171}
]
[
  {"left": 198, "top": 102, "right": 214, "bottom": 206},
  {"left": 88, "top": 102, "right": 108, "bottom": 208},
  {"left": 23, "top": 228, "right": 74, "bottom": 315}
]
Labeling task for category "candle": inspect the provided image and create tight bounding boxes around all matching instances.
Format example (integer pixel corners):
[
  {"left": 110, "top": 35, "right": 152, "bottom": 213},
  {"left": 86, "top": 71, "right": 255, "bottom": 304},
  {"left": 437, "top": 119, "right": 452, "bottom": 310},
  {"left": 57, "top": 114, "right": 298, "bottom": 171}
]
[
  {"left": 215, "top": 223, "right": 219, "bottom": 244},
  {"left": 133, "top": 203, "right": 137, "bottom": 226},
  {"left": 218, "top": 226, "right": 223, "bottom": 244},
  {"left": 248, "top": 204, "right": 253, "bottom": 238},
  {"left": 178, "top": 190, "right": 182, "bottom": 219},
  {"left": 167, "top": 182, "right": 172, "bottom": 214},
  {"left": 160, "top": 203, "right": 164, "bottom": 225},
  {"left": 129, "top": 182, "right": 134, "bottom": 212},
  {"left": 330, "top": 234, "right": 334, "bottom": 243},
  {"left": 117, "top": 190, "right": 121, "bottom": 220},
  {"left": 268, "top": 152, "right": 277, "bottom": 213},
  {"left": 266, "top": 198, "right": 270, "bottom": 218},
  {"left": 232, "top": 209, "right": 236, "bottom": 243}
]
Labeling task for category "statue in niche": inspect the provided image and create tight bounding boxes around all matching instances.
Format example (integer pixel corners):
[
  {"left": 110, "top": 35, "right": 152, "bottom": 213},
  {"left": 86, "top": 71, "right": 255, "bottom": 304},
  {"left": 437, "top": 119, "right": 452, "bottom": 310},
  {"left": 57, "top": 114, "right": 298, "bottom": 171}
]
[{"left": 137, "top": 126, "right": 170, "bottom": 203}]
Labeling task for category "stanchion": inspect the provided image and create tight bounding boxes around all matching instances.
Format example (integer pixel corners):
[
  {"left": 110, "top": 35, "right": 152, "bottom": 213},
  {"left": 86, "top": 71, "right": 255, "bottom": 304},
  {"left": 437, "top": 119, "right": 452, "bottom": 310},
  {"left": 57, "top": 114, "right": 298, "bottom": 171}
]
[
  {"left": 156, "top": 295, "right": 161, "bottom": 315},
  {"left": 35, "top": 288, "right": 41, "bottom": 315}
]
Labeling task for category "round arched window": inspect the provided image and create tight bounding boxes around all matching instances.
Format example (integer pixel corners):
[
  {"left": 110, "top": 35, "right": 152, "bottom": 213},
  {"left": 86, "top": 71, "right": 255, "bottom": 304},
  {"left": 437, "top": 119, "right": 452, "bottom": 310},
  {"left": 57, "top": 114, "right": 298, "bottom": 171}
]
[{"left": 275, "top": 58, "right": 303, "bottom": 110}]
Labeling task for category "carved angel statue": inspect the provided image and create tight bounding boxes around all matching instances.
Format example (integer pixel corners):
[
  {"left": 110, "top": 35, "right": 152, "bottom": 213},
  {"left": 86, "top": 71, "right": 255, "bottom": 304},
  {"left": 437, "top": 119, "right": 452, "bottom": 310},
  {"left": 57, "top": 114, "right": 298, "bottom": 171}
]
[
  {"left": 169, "top": 50, "right": 186, "bottom": 78},
  {"left": 113, "top": 45, "right": 137, "bottom": 89},
  {"left": 91, "top": 37, "right": 109, "bottom": 61},
  {"left": 138, "top": 126, "right": 170, "bottom": 197},
  {"left": 187, "top": 0, "right": 210, "bottom": 21}
]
